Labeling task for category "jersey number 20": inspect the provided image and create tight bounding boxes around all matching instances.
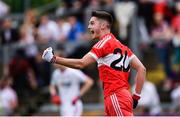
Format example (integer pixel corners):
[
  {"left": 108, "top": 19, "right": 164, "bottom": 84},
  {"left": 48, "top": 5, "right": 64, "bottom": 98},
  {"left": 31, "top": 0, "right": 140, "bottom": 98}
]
[{"left": 110, "top": 48, "right": 130, "bottom": 72}]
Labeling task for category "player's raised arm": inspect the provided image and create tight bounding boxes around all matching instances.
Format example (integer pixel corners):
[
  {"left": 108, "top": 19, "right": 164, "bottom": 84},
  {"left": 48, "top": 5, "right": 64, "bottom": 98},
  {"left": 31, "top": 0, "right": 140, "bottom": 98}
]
[
  {"left": 42, "top": 47, "right": 96, "bottom": 69},
  {"left": 130, "top": 55, "right": 146, "bottom": 109}
]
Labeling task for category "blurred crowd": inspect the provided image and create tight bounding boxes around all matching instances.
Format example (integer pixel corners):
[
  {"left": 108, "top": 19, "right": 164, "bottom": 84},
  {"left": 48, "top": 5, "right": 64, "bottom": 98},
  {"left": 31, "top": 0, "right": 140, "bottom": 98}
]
[{"left": 0, "top": 0, "right": 180, "bottom": 116}]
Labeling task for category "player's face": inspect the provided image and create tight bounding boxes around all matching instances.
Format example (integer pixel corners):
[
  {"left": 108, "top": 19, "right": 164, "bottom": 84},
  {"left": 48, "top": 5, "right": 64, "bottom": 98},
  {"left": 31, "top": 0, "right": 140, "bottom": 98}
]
[{"left": 88, "top": 17, "right": 101, "bottom": 39}]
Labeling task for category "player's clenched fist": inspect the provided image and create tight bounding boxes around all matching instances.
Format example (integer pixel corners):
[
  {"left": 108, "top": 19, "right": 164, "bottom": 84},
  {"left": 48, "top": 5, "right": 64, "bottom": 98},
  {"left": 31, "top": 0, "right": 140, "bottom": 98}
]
[{"left": 42, "top": 47, "right": 56, "bottom": 63}]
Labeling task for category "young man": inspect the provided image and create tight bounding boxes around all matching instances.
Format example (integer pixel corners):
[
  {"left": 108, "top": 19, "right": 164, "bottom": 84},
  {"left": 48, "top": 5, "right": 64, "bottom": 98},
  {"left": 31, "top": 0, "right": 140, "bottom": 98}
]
[
  {"left": 49, "top": 62, "right": 93, "bottom": 116},
  {"left": 42, "top": 10, "right": 146, "bottom": 116}
]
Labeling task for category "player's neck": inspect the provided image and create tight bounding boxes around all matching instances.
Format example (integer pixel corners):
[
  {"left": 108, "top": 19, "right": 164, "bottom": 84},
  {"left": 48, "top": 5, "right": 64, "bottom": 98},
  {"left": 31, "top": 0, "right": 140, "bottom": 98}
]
[{"left": 99, "top": 29, "right": 111, "bottom": 40}]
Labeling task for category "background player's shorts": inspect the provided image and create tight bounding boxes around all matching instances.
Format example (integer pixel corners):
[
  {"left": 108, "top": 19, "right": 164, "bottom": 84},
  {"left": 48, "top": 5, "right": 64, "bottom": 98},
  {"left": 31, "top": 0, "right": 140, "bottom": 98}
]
[
  {"left": 104, "top": 89, "right": 133, "bottom": 116},
  {"left": 60, "top": 100, "right": 83, "bottom": 116}
]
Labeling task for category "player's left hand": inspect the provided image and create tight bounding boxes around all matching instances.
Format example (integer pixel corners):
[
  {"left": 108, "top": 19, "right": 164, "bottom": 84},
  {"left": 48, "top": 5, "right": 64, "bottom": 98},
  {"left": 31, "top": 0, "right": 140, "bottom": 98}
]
[
  {"left": 132, "top": 93, "right": 141, "bottom": 109},
  {"left": 72, "top": 96, "right": 80, "bottom": 105}
]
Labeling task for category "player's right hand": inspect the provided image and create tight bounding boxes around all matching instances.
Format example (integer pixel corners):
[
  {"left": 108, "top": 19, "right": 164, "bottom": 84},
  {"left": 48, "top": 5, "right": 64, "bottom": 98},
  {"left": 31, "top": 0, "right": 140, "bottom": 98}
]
[
  {"left": 42, "top": 47, "right": 56, "bottom": 63},
  {"left": 72, "top": 96, "right": 80, "bottom": 105},
  {"left": 132, "top": 93, "right": 141, "bottom": 109},
  {"left": 51, "top": 95, "right": 61, "bottom": 105}
]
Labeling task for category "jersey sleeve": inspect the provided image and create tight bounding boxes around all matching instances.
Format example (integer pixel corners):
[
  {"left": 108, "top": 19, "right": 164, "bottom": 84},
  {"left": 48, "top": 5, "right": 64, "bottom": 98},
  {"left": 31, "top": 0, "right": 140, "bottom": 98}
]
[
  {"left": 88, "top": 37, "right": 111, "bottom": 61},
  {"left": 50, "top": 71, "right": 58, "bottom": 86},
  {"left": 127, "top": 47, "right": 135, "bottom": 62}
]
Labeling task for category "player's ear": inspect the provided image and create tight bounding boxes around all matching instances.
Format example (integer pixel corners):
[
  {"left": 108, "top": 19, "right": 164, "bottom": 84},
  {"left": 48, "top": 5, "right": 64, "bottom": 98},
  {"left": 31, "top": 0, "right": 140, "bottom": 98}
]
[{"left": 100, "top": 21, "right": 106, "bottom": 29}]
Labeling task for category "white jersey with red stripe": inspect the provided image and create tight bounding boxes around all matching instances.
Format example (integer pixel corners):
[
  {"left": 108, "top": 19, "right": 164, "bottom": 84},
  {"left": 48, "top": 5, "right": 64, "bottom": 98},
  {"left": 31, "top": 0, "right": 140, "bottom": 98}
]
[
  {"left": 88, "top": 33, "right": 135, "bottom": 97},
  {"left": 51, "top": 68, "right": 87, "bottom": 116}
]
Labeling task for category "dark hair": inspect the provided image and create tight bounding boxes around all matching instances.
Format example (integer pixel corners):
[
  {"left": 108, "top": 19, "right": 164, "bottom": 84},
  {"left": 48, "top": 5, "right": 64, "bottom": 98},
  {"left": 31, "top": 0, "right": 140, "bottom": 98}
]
[{"left": 91, "top": 10, "right": 113, "bottom": 28}]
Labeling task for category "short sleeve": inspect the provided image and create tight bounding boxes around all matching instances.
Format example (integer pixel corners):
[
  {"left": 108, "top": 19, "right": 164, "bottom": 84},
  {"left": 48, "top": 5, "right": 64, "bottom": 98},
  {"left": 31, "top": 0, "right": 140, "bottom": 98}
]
[
  {"left": 50, "top": 70, "right": 58, "bottom": 86},
  {"left": 127, "top": 47, "right": 135, "bottom": 62},
  {"left": 88, "top": 46, "right": 104, "bottom": 60},
  {"left": 88, "top": 36, "right": 111, "bottom": 60}
]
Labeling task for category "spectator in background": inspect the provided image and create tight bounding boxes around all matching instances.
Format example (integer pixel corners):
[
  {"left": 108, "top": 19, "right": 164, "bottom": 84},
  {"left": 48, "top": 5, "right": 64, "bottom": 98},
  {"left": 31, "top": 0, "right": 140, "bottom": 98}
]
[
  {"left": 37, "top": 15, "right": 59, "bottom": 43},
  {"left": 102, "top": 0, "right": 114, "bottom": 11},
  {"left": 71, "top": 0, "right": 84, "bottom": 20},
  {"left": 19, "top": 9, "right": 36, "bottom": 46},
  {"left": 0, "top": 76, "right": 18, "bottom": 116},
  {"left": 171, "top": 1, "right": 180, "bottom": 65},
  {"left": 0, "top": 18, "right": 19, "bottom": 45},
  {"left": 19, "top": 23, "right": 38, "bottom": 58},
  {"left": 8, "top": 48, "right": 37, "bottom": 103},
  {"left": 33, "top": 50, "right": 51, "bottom": 87},
  {"left": 86, "top": 0, "right": 101, "bottom": 11},
  {"left": 153, "top": 0, "right": 173, "bottom": 22},
  {"left": 67, "top": 15, "right": 86, "bottom": 42},
  {"left": 151, "top": 11, "right": 174, "bottom": 90},
  {"left": 171, "top": 82, "right": 180, "bottom": 113},
  {"left": 55, "top": 1, "right": 68, "bottom": 17},
  {"left": 18, "top": 9, "right": 40, "bottom": 85},
  {"left": 84, "top": 0, "right": 101, "bottom": 29},
  {"left": 0, "top": 0, "right": 9, "bottom": 18},
  {"left": 56, "top": 17, "right": 71, "bottom": 42},
  {"left": 133, "top": 81, "right": 162, "bottom": 115},
  {"left": 137, "top": 0, "right": 154, "bottom": 34},
  {"left": 49, "top": 51, "right": 94, "bottom": 116},
  {"left": 19, "top": 9, "right": 38, "bottom": 61},
  {"left": 19, "top": 24, "right": 35, "bottom": 45}
]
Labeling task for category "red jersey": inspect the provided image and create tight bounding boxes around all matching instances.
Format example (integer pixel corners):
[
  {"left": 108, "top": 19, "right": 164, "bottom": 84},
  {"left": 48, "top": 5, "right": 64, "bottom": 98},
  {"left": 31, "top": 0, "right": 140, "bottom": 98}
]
[{"left": 88, "top": 33, "right": 135, "bottom": 97}]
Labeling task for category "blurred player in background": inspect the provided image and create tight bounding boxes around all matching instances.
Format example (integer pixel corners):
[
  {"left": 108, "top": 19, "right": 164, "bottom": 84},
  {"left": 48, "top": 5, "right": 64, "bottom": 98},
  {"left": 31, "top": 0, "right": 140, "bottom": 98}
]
[
  {"left": 0, "top": 76, "right": 18, "bottom": 116},
  {"left": 43, "top": 10, "right": 146, "bottom": 116},
  {"left": 132, "top": 81, "right": 162, "bottom": 115},
  {"left": 49, "top": 51, "right": 94, "bottom": 116}
]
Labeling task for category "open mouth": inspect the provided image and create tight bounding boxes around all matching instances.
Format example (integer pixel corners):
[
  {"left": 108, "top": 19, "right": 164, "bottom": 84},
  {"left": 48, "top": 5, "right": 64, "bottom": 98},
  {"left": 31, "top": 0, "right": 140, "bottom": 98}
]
[{"left": 90, "top": 30, "right": 94, "bottom": 35}]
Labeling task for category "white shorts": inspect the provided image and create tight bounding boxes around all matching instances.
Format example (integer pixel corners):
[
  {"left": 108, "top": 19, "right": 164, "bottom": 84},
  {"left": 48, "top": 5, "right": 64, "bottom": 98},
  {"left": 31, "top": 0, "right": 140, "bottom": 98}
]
[{"left": 60, "top": 100, "right": 83, "bottom": 116}]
